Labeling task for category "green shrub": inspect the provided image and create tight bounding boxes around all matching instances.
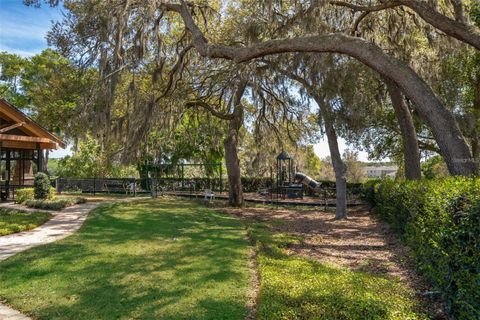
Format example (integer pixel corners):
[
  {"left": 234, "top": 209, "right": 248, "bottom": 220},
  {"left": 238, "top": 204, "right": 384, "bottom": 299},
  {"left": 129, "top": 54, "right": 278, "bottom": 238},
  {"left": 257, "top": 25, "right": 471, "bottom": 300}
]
[
  {"left": 34, "top": 173, "right": 51, "bottom": 200},
  {"left": 48, "top": 186, "right": 56, "bottom": 200},
  {"left": 15, "top": 188, "right": 34, "bottom": 204},
  {"left": 240, "top": 177, "right": 272, "bottom": 192},
  {"left": 360, "top": 179, "right": 382, "bottom": 205},
  {"left": 25, "top": 197, "right": 87, "bottom": 211},
  {"left": 372, "top": 177, "right": 480, "bottom": 319}
]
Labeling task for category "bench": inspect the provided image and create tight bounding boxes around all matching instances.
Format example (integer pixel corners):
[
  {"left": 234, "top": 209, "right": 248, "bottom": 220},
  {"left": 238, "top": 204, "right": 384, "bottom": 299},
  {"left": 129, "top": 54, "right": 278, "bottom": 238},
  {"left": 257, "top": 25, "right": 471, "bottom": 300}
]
[{"left": 204, "top": 189, "right": 215, "bottom": 202}]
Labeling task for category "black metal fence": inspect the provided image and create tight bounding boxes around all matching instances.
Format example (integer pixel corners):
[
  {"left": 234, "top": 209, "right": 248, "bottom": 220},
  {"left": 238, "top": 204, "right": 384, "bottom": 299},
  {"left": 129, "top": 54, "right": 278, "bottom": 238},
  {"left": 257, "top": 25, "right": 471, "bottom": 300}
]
[
  {"left": 56, "top": 177, "right": 225, "bottom": 195},
  {"left": 56, "top": 177, "right": 138, "bottom": 195},
  {"left": 55, "top": 176, "right": 363, "bottom": 197}
]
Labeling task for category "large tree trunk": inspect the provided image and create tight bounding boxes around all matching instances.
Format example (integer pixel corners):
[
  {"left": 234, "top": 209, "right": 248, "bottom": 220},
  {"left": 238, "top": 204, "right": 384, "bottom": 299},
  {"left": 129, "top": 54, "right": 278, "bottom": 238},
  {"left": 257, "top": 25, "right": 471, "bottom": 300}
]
[
  {"left": 313, "top": 95, "right": 348, "bottom": 219},
  {"left": 274, "top": 67, "right": 349, "bottom": 219},
  {"left": 166, "top": 5, "right": 477, "bottom": 175},
  {"left": 223, "top": 79, "right": 248, "bottom": 207},
  {"left": 43, "top": 150, "right": 49, "bottom": 174},
  {"left": 324, "top": 114, "right": 347, "bottom": 219},
  {"left": 385, "top": 79, "right": 421, "bottom": 180},
  {"left": 224, "top": 107, "right": 244, "bottom": 207},
  {"left": 186, "top": 80, "right": 247, "bottom": 206}
]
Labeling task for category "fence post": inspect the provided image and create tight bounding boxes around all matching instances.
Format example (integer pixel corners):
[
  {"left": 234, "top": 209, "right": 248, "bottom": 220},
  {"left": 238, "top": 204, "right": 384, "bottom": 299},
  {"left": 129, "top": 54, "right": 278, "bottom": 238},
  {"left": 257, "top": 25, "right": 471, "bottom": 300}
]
[
  {"left": 133, "top": 178, "right": 136, "bottom": 197},
  {"left": 56, "top": 177, "right": 61, "bottom": 195},
  {"left": 93, "top": 177, "right": 96, "bottom": 196},
  {"left": 180, "top": 162, "right": 185, "bottom": 191},
  {"left": 219, "top": 163, "right": 223, "bottom": 194},
  {"left": 150, "top": 177, "right": 154, "bottom": 198}
]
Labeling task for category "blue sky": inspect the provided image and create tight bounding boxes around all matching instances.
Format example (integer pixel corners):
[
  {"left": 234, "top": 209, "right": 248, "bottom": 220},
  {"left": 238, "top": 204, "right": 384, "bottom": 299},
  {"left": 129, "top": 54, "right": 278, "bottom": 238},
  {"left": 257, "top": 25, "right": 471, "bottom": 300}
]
[
  {"left": 0, "top": 0, "right": 370, "bottom": 161},
  {"left": 0, "top": 0, "right": 62, "bottom": 56},
  {"left": 0, "top": 1, "right": 69, "bottom": 158}
]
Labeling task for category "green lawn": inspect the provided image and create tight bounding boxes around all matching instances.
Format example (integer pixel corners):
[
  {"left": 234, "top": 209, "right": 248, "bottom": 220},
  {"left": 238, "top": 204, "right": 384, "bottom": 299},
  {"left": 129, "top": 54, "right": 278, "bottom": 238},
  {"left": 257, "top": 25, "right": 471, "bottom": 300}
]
[
  {"left": 0, "top": 199, "right": 252, "bottom": 320},
  {"left": 249, "top": 223, "right": 428, "bottom": 320},
  {"left": 0, "top": 208, "right": 51, "bottom": 236},
  {"left": 0, "top": 198, "right": 428, "bottom": 320}
]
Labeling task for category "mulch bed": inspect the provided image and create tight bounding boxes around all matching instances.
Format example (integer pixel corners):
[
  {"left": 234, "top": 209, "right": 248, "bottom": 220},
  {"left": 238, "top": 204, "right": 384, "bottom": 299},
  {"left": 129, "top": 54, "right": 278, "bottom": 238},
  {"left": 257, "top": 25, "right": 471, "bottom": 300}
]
[{"left": 220, "top": 204, "right": 449, "bottom": 319}]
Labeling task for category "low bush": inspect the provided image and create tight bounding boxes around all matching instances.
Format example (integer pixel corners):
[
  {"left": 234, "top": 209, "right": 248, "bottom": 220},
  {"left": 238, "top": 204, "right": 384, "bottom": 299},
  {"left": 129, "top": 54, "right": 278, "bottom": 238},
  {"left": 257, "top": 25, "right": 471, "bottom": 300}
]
[
  {"left": 240, "top": 177, "right": 272, "bottom": 192},
  {"left": 34, "top": 173, "right": 51, "bottom": 200},
  {"left": 371, "top": 177, "right": 480, "bottom": 319},
  {"left": 25, "top": 197, "right": 87, "bottom": 211},
  {"left": 360, "top": 179, "right": 382, "bottom": 205},
  {"left": 16, "top": 187, "right": 57, "bottom": 204},
  {"left": 15, "top": 188, "right": 35, "bottom": 204},
  {"left": 49, "top": 187, "right": 56, "bottom": 200}
]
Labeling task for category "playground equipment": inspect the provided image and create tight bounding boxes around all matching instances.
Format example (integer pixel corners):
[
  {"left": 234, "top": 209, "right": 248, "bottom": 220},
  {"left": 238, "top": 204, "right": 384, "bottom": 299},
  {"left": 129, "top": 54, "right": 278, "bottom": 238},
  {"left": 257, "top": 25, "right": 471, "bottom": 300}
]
[
  {"left": 272, "top": 150, "right": 335, "bottom": 201},
  {"left": 274, "top": 150, "right": 303, "bottom": 199},
  {"left": 295, "top": 172, "right": 321, "bottom": 192},
  {"left": 276, "top": 150, "right": 294, "bottom": 186}
]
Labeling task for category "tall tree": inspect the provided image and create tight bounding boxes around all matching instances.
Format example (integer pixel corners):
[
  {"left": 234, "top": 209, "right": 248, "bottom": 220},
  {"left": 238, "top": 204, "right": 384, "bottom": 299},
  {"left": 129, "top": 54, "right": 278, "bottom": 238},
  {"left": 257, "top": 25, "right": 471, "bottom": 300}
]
[
  {"left": 384, "top": 79, "right": 422, "bottom": 180},
  {"left": 270, "top": 63, "right": 349, "bottom": 219},
  {"left": 187, "top": 78, "right": 248, "bottom": 207}
]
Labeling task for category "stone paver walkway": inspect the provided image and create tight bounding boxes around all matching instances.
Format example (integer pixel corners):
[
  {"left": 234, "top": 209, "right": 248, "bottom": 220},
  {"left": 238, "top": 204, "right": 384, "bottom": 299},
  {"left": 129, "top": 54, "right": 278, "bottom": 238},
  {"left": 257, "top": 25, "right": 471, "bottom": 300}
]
[{"left": 0, "top": 201, "right": 105, "bottom": 320}]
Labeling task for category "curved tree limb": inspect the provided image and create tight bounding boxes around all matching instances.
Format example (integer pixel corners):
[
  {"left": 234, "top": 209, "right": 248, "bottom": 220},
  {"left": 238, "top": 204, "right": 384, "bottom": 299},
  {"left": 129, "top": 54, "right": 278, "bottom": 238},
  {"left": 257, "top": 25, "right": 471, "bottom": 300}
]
[
  {"left": 185, "top": 100, "right": 234, "bottom": 120},
  {"left": 330, "top": 0, "right": 480, "bottom": 50},
  {"left": 330, "top": 1, "right": 401, "bottom": 12},
  {"left": 156, "top": 44, "right": 194, "bottom": 101}
]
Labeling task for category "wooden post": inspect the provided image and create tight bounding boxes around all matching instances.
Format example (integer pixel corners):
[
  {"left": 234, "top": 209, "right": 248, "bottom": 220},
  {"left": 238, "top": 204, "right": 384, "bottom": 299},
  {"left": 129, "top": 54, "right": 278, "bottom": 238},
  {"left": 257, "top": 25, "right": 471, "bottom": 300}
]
[
  {"left": 6, "top": 149, "right": 10, "bottom": 199},
  {"left": 36, "top": 144, "right": 43, "bottom": 173}
]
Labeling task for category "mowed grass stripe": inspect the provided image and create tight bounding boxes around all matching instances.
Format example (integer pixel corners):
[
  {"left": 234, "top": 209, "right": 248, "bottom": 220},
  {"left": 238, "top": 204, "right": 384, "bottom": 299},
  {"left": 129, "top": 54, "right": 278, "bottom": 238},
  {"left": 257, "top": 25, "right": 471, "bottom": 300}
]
[{"left": 0, "top": 199, "right": 251, "bottom": 320}]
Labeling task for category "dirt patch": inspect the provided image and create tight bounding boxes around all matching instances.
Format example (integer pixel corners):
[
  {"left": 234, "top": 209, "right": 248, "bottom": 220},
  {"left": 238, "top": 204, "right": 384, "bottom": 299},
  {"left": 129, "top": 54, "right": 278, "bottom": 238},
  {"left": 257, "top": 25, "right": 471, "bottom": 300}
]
[{"left": 221, "top": 205, "right": 449, "bottom": 319}]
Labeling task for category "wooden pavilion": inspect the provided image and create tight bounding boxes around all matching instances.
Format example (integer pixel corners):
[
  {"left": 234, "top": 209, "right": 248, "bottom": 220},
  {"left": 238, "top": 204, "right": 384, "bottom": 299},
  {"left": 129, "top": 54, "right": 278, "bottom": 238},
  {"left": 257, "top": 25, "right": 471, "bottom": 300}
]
[{"left": 0, "top": 99, "right": 65, "bottom": 200}]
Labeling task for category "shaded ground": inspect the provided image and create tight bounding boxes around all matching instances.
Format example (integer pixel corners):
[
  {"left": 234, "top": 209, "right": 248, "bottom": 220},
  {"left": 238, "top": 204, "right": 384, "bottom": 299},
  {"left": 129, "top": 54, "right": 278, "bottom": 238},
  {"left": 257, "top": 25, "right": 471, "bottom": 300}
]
[
  {"left": 168, "top": 191, "right": 364, "bottom": 206},
  {"left": 221, "top": 204, "right": 448, "bottom": 319}
]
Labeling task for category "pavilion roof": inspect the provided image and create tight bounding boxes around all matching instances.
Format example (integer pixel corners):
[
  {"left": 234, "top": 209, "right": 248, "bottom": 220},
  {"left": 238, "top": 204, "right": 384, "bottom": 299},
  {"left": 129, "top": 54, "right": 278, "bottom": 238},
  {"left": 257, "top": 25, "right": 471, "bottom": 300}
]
[{"left": 0, "top": 99, "right": 66, "bottom": 150}]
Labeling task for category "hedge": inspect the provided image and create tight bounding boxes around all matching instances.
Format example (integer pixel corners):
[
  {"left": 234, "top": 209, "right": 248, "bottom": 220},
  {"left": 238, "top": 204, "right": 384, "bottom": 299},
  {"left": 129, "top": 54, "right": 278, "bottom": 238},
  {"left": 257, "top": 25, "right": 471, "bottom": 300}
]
[
  {"left": 15, "top": 188, "right": 35, "bottom": 204},
  {"left": 16, "top": 187, "right": 56, "bottom": 204},
  {"left": 366, "top": 178, "right": 480, "bottom": 319},
  {"left": 25, "top": 197, "right": 87, "bottom": 211}
]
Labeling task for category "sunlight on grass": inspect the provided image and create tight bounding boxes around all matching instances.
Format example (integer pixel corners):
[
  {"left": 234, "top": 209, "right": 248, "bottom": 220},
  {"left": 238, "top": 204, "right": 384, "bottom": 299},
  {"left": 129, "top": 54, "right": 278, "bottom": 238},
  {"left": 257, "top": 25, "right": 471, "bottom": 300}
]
[
  {"left": 248, "top": 223, "right": 428, "bottom": 320},
  {"left": 0, "top": 199, "right": 251, "bottom": 320},
  {"left": 0, "top": 209, "right": 51, "bottom": 236}
]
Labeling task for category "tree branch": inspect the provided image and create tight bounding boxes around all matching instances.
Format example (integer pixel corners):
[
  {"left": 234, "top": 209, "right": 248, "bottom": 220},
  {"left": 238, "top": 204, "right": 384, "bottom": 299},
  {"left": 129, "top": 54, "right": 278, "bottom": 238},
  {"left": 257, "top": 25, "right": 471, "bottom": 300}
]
[
  {"left": 330, "top": 1, "right": 401, "bottom": 12},
  {"left": 185, "top": 100, "right": 234, "bottom": 120},
  {"left": 156, "top": 44, "right": 193, "bottom": 101},
  {"left": 330, "top": 0, "right": 480, "bottom": 50}
]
